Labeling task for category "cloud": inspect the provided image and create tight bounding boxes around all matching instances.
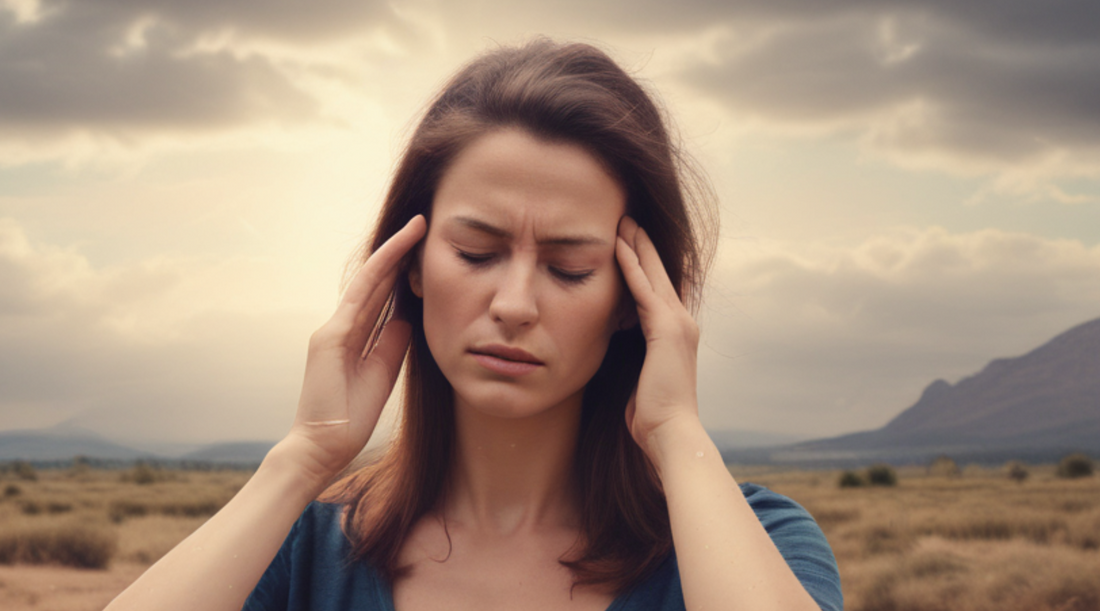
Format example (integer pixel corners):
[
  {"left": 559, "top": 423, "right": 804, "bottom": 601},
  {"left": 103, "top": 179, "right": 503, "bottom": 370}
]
[
  {"left": 0, "top": 0, "right": 426, "bottom": 163},
  {"left": 636, "top": 1, "right": 1100, "bottom": 200},
  {"left": 696, "top": 226, "right": 1100, "bottom": 437},
  {"left": 0, "top": 217, "right": 314, "bottom": 441}
]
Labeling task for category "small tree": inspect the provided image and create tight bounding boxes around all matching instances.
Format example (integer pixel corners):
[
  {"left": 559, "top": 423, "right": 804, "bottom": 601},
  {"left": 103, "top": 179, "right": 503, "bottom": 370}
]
[
  {"left": 838, "top": 470, "right": 865, "bottom": 488},
  {"left": 928, "top": 455, "right": 960, "bottom": 478},
  {"left": 1004, "top": 460, "right": 1029, "bottom": 483},
  {"left": 867, "top": 464, "right": 898, "bottom": 487},
  {"left": 1057, "top": 453, "right": 1095, "bottom": 479}
]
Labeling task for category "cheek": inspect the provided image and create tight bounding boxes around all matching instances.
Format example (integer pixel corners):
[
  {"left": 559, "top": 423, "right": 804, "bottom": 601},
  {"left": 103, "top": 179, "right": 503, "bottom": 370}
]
[
  {"left": 418, "top": 247, "right": 469, "bottom": 348},
  {"left": 555, "top": 279, "right": 623, "bottom": 355}
]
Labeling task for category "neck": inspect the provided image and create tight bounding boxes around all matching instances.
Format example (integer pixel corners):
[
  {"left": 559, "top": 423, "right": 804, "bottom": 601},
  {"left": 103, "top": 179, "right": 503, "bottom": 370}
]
[{"left": 445, "top": 392, "right": 584, "bottom": 536}]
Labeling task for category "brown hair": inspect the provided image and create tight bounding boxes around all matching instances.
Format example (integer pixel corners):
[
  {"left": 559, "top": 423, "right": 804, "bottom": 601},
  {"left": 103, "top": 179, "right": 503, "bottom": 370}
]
[{"left": 322, "top": 38, "right": 717, "bottom": 594}]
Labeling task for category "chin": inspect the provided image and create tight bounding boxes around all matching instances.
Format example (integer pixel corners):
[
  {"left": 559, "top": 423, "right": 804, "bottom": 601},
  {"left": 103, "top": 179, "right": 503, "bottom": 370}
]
[{"left": 452, "top": 383, "right": 584, "bottom": 421}]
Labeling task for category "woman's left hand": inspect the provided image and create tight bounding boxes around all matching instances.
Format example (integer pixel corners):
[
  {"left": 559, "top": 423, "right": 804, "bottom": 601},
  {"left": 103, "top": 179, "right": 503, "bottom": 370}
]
[{"left": 615, "top": 215, "right": 701, "bottom": 461}]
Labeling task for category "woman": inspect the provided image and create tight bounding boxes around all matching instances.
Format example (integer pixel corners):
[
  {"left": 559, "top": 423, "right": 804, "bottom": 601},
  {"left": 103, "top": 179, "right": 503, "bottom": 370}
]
[{"left": 106, "top": 39, "right": 842, "bottom": 611}]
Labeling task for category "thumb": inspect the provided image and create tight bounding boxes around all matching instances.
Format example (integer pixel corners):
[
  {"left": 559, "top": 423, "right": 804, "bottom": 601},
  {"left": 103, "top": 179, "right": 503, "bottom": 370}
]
[{"left": 624, "top": 388, "right": 638, "bottom": 437}]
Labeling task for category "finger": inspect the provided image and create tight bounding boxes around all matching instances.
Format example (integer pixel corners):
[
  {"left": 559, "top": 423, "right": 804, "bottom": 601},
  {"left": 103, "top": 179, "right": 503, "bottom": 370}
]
[
  {"left": 632, "top": 226, "right": 681, "bottom": 305},
  {"left": 616, "top": 236, "right": 658, "bottom": 312},
  {"left": 333, "top": 216, "right": 426, "bottom": 352},
  {"left": 624, "top": 387, "right": 637, "bottom": 430},
  {"left": 618, "top": 215, "right": 641, "bottom": 246},
  {"left": 340, "top": 215, "right": 426, "bottom": 313},
  {"left": 356, "top": 318, "right": 413, "bottom": 410}
]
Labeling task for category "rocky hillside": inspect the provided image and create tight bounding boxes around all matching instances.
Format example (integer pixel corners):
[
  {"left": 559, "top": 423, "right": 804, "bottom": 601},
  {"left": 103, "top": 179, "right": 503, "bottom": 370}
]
[{"left": 775, "top": 316, "right": 1100, "bottom": 463}]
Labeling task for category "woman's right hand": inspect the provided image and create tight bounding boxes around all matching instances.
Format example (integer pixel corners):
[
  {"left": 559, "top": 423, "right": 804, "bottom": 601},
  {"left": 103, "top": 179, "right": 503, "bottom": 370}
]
[{"left": 282, "top": 215, "right": 427, "bottom": 486}]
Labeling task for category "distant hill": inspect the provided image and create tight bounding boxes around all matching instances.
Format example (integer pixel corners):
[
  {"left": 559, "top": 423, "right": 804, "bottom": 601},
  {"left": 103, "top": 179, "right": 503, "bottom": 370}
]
[
  {"left": 0, "top": 424, "right": 154, "bottom": 462},
  {"left": 735, "top": 316, "right": 1100, "bottom": 466},
  {"left": 181, "top": 441, "right": 275, "bottom": 465},
  {"left": 707, "top": 429, "right": 805, "bottom": 450},
  {"left": 0, "top": 424, "right": 276, "bottom": 466}
]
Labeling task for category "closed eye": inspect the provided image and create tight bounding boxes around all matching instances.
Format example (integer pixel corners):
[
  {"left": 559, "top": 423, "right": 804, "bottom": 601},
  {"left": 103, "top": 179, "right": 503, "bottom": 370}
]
[
  {"left": 550, "top": 268, "right": 594, "bottom": 285},
  {"left": 456, "top": 249, "right": 494, "bottom": 267},
  {"left": 456, "top": 248, "right": 593, "bottom": 285}
]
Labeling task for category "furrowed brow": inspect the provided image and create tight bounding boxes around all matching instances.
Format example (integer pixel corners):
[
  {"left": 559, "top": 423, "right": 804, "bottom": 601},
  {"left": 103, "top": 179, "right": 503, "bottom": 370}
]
[
  {"left": 451, "top": 215, "right": 608, "bottom": 247},
  {"left": 453, "top": 216, "right": 511, "bottom": 239}
]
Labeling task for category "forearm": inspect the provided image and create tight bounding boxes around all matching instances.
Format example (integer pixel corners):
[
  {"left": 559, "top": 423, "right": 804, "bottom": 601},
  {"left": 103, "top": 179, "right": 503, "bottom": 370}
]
[
  {"left": 648, "top": 417, "right": 820, "bottom": 611},
  {"left": 104, "top": 439, "right": 329, "bottom": 611}
]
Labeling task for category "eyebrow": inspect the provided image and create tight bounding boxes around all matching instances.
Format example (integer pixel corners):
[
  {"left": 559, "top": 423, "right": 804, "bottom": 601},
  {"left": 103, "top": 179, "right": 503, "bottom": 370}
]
[{"left": 450, "top": 215, "right": 609, "bottom": 247}]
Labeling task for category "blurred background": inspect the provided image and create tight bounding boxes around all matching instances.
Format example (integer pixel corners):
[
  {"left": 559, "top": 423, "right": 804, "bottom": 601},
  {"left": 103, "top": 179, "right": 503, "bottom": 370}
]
[{"left": 2, "top": 0, "right": 1099, "bottom": 456}]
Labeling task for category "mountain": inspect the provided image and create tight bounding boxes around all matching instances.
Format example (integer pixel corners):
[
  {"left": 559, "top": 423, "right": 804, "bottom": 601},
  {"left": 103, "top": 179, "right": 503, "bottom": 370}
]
[
  {"left": 181, "top": 441, "right": 275, "bottom": 465},
  {"left": 0, "top": 423, "right": 155, "bottom": 462},
  {"left": 750, "top": 316, "right": 1100, "bottom": 465},
  {"left": 707, "top": 429, "right": 806, "bottom": 450},
  {"left": 0, "top": 424, "right": 276, "bottom": 466}
]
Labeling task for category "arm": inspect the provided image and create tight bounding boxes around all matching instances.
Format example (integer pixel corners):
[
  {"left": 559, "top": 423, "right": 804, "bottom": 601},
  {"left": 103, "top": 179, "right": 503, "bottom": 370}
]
[
  {"left": 104, "top": 216, "right": 427, "bottom": 611},
  {"left": 615, "top": 217, "right": 831, "bottom": 611}
]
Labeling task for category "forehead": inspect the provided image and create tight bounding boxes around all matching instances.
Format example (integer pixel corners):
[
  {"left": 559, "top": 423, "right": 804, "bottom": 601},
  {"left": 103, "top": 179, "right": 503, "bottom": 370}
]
[{"left": 432, "top": 128, "right": 626, "bottom": 236}]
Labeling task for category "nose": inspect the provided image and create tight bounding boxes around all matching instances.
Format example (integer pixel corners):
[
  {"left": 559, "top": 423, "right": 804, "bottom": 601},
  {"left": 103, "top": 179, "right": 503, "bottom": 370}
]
[{"left": 489, "top": 257, "right": 539, "bottom": 331}]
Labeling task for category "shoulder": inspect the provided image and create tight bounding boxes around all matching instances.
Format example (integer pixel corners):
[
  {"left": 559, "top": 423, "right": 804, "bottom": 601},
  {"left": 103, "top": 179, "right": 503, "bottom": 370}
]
[
  {"left": 738, "top": 482, "right": 844, "bottom": 611},
  {"left": 243, "top": 502, "right": 391, "bottom": 611},
  {"left": 614, "top": 483, "right": 843, "bottom": 611}
]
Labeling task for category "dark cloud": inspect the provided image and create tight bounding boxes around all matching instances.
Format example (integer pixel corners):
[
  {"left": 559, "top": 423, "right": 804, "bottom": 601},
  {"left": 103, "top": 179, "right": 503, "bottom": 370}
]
[
  {"left": 0, "top": 0, "right": 401, "bottom": 138},
  {"left": 661, "top": 1, "right": 1100, "bottom": 168}
]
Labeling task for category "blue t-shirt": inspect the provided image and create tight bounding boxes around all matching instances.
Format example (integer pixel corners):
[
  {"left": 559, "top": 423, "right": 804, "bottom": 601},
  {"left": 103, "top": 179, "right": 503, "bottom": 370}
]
[{"left": 244, "top": 483, "right": 842, "bottom": 611}]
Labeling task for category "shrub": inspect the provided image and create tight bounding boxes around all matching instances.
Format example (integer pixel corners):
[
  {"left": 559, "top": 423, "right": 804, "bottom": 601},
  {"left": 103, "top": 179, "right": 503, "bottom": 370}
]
[
  {"left": 124, "top": 462, "right": 159, "bottom": 485},
  {"left": 108, "top": 499, "right": 150, "bottom": 523},
  {"left": 928, "top": 455, "right": 960, "bottom": 477},
  {"left": 0, "top": 522, "right": 117, "bottom": 569},
  {"left": 838, "top": 470, "right": 865, "bottom": 488},
  {"left": 1057, "top": 453, "right": 1094, "bottom": 479},
  {"left": 867, "top": 464, "right": 898, "bottom": 487},
  {"left": 1005, "top": 460, "right": 1029, "bottom": 483},
  {"left": 69, "top": 456, "right": 92, "bottom": 479},
  {"left": 12, "top": 460, "right": 37, "bottom": 481},
  {"left": 108, "top": 497, "right": 226, "bottom": 523},
  {"left": 2, "top": 484, "right": 20, "bottom": 497}
]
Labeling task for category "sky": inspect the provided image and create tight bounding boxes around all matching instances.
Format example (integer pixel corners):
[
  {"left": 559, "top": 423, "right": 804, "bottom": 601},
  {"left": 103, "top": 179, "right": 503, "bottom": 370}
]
[{"left": 2, "top": 0, "right": 1100, "bottom": 446}]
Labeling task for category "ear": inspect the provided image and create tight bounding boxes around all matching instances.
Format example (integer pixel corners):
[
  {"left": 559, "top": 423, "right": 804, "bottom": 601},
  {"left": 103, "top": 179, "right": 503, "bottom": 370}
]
[{"left": 616, "top": 292, "right": 639, "bottom": 331}]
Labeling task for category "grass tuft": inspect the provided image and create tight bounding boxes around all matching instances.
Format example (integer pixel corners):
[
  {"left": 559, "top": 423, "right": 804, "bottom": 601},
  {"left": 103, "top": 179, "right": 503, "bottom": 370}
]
[{"left": 0, "top": 521, "right": 117, "bottom": 569}]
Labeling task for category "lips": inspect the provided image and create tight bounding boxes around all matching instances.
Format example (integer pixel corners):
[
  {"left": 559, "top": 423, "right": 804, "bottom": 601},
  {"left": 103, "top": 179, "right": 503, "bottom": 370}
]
[
  {"left": 469, "top": 344, "right": 544, "bottom": 364},
  {"left": 469, "top": 344, "right": 544, "bottom": 376}
]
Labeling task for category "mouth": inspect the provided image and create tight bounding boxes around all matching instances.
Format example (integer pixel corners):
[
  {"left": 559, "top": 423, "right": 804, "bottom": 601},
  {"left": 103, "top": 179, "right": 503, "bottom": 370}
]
[
  {"left": 469, "top": 344, "right": 544, "bottom": 376},
  {"left": 469, "top": 344, "right": 544, "bottom": 364}
]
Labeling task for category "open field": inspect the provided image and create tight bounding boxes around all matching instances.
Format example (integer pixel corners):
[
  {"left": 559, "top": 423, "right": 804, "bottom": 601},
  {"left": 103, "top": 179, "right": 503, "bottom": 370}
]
[
  {"left": 1, "top": 463, "right": 1098, "bottom": 610},
  {"left": 737, "top": 463, "right": 1100, "bottom": 611}
]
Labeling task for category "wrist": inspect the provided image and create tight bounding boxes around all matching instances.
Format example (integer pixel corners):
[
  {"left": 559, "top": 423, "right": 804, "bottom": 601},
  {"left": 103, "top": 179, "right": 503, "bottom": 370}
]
[
  {"left": 261, "top": 436, "right": 343, "bottom": 502},
  {"left": 642, "top": 414, "right": 710, "bottom": 476}
]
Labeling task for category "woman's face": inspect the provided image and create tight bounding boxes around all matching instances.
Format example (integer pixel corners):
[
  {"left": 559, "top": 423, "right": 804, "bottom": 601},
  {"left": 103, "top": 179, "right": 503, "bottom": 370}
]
[{"left": 412, "top": 128, "right": 628, "bottom": 420}]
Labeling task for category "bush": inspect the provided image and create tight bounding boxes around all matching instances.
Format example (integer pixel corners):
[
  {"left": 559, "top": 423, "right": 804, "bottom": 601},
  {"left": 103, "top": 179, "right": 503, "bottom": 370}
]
[
  {"left": 928, "top": 455, "right": 960, "bottom": 477},
  {"left": 108, "top": 497, "right": 225, "bottom": 523},
  {"left": 0, "top": 522, "right": 117, "bottom": 569},
  {"left": 12, "top": 461, "right": 37, "bottom": 482},
  {"left": 867, "top": 464, "right": 898, "bottom": 487},
  {"left": 124, "top": 462, "right": 159, "bottom": 485},
  {"left": 838, "top": 470, "right": 865, "bottom": 488},
  {"left": 1057, "top": 453, "right": 1094, "bottom": 479},
  {"left": 1004, "top": 460, "right": 1029, "bottom": 483},
  {"left": 2, "top": 484, "right": 21, "bottom": 497}
]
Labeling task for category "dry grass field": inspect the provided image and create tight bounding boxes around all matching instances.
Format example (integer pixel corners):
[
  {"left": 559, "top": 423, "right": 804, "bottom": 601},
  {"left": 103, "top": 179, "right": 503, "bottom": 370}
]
[
  {"left": 0, "top": 464, "right": 248, "bottom": 610},
  {"left": 737, "top": 463, "right": 1100, "bottom": 611},
  {"left": 0, "top": 462, "right": 1097, "bottom": 610}
]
